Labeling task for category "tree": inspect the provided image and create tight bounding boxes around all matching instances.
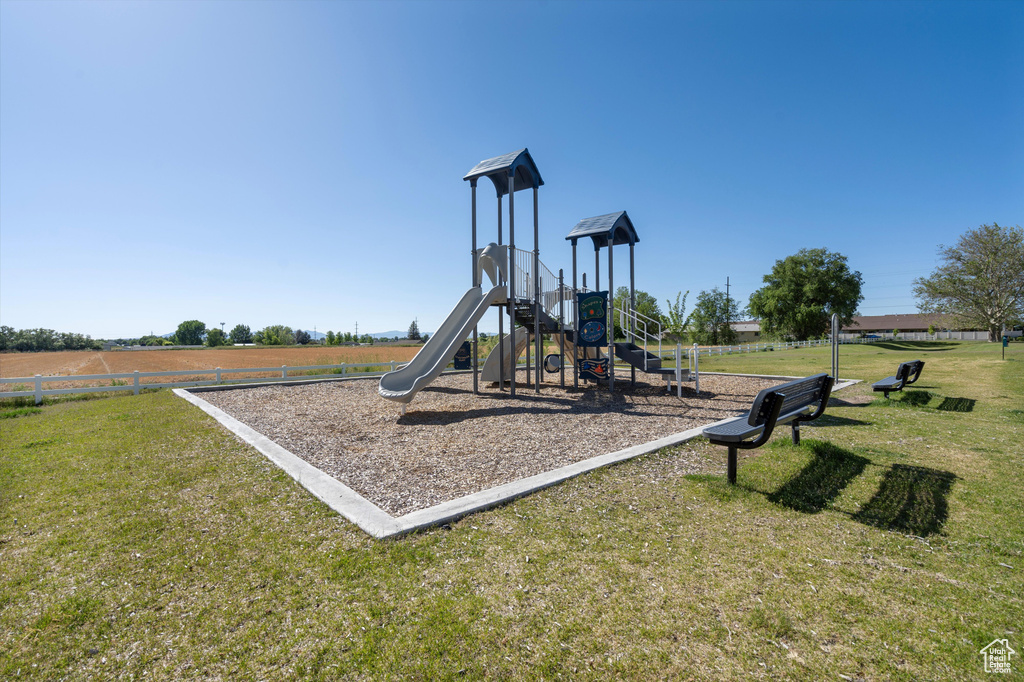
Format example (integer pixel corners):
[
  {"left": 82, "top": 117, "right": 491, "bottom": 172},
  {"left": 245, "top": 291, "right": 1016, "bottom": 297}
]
[
  {"left": 913, "top": 223, "right": 1024, "bottom": 342},
  {"left": 325, "top": 331, "right": 336, "bottom": 346},
  {"left": 611, "top": 287, "right": 663, "bottom": 340},
  {"left": 205, "top": 328, "right": 227, "bottom": 347},
  {"left": 421, "top": 332, "right": 430, "bottom": 343},
  {"left": 747, "top": 248, "right": 863, "bottom": 340},
  {"left": 229, "top": 324, "right": 252, "bottom": 345},
  {"left": 295, "top": 329, "right": 311, "bottom": 345},
  {"left": 663, "top": 291, "right": 691, "bottom": 343},
  {"left": 174, "top": 320, "right": 206, "bottom": 346},
  {"left": 690, "top": 288, "right": 742, "bottom": 345},
  {"left": 257, "top": 325, "right": 295, "bottom": 346},
  {"left": 408, "top": 320, "right": 421, "bottom": 341}
]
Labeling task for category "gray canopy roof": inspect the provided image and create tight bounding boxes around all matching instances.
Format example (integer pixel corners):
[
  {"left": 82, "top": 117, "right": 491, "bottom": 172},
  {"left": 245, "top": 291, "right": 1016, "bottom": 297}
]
[
  {"left": 463, "top": 148, "right": 544, "bottom": 197},
  {"left": 565, "top": 211, "right": 639, "bottom": 249}
]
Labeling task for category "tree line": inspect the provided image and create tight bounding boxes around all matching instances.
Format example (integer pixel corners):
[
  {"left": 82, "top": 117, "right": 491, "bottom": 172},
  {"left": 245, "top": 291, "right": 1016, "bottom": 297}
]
[
  {"left": 0, "top": 327, "right": 101, "bottom": 352},
  {"left": 171, "top": 322, "right": 381, "bottom": 347}
]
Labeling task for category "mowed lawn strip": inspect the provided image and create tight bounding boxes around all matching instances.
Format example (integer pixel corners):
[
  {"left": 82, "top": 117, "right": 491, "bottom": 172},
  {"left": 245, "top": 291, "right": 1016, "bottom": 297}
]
[{"left": 1, "top": 341, "right": 1021, "bottom": 679}]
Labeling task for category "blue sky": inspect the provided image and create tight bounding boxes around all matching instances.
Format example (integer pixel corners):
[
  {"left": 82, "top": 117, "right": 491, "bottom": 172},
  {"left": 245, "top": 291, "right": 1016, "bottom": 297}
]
[{"left": 1, "top": 0, "right": 1021, "bottom": 338}]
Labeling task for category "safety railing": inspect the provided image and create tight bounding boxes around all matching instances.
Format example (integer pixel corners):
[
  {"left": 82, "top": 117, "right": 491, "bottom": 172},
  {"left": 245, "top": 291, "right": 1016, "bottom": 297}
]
[
  {"left": 616, "top": 302, "right": 663, "bottom": 371},
  {"left": 511, "top": 248, "right": 564, "bottom": 319}
]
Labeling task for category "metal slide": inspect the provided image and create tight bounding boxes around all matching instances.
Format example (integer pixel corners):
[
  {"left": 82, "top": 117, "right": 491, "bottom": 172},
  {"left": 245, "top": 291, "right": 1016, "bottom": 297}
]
[
  {"left": 480, "top": 327, "right": 533, "bottom": 382},
  {"left": 481, "top": 328, "right": 601, "bottom": 383},
  {"left": 378, "top": 284, "right": 505, "bottom": 404}
]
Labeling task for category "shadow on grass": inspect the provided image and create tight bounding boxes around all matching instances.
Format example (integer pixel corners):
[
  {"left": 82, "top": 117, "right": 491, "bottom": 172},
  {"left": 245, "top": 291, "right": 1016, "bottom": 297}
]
[
  {"left": 936, "top": 397, "right": 976, "bottom": 413},
  {"left": 814, "top": 414, "right": 872, "bottom": 428},
  {"left": 870, "top": 341, "right": 959, "bottom": 352},
  {"left": 873, "top": 390, "right": 933, "bottom": 408},
  {"left": 853, "top": 464, "right": 956, "bottom": 536},
  {"left": 766, "top": 441, "right": 870, "bottom": 514}
]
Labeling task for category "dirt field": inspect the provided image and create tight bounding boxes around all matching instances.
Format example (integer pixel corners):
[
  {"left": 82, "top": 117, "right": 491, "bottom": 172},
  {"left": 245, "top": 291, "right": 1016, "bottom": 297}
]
[{"left": 0, "top": 346, "right": 421, "bottom": 385}]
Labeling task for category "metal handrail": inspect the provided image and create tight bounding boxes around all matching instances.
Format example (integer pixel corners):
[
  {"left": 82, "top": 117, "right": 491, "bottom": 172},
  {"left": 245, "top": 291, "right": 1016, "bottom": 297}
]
[
  {"left": 511, "top": 247, "right": 566, "bottom": 320},
  {"left": 617, "top": 301, "right": 663, "bottom": 371}
]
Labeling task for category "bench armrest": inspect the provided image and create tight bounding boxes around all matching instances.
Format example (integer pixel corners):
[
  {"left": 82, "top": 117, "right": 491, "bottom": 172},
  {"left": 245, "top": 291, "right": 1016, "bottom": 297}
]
[
  {"left": 793, "top": 375, "right": 834, "bottom": 424},
  {"left": 741, "top": 391, "right": 785, "bottom": 449}
]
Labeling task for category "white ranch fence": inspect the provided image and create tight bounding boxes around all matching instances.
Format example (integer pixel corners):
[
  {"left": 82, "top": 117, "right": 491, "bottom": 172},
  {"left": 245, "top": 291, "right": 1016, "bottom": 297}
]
[{"left": 0, "top": 362, "right": 410, "bottom": 405}]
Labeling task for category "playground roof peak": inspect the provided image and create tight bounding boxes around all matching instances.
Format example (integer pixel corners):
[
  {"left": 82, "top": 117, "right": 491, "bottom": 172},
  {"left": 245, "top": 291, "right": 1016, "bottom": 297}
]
[
  {"left": 565, "top": 211, "right": 639, "bottom": 249},
  {"left": 463, "top": 148, "right": 544, "bottom": 197}
]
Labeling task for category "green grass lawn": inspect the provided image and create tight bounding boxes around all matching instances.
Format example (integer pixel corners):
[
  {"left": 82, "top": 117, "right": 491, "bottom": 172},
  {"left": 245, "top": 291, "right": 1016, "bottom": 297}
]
[{"left": 2, "top": 341, "right": 1021, "bottom": 679}]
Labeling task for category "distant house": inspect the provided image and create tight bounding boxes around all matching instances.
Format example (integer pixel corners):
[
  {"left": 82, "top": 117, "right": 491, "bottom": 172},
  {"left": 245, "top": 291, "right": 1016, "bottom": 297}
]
[
  {"left": 841, "top": 313, "right": 949, "bottom": 336},
  {"left": 730, "top": 320, "right": 761, "bottom": 343},
  {"left": 706, "top": 313, "right": 995, "bottom": 343}
]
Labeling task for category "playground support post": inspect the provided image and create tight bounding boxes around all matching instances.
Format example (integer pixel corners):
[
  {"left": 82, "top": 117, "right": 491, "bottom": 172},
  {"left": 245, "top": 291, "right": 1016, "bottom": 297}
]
[
  {"left": 675, "top": 343, "right": 682, "bottom": 398},
  {"left": 508, "top": 168, "right": 516, "bottom": 397},
  {"left": 534, "top": 186, "right": 541, "bottom": 393},
  {"left": 571, "top": 240, "right": 578, "bottom": 389},
  {"left": 471, "top": 179, "right": 478, "bottom": 395},
  {"left": 629, "top": 241, "right": 636, "bottom": 386},
  {"left": 559, "top": 268, "right": 565, "bottom": 389},
  {"left": 497, "top": 190, "right": 504, "bottom": 392},
  {"left": 608, "top": 241, "right": 614, "bottom": 392},
  {"left": 693, "top": 342, "right": 700, "bottom": 393}
]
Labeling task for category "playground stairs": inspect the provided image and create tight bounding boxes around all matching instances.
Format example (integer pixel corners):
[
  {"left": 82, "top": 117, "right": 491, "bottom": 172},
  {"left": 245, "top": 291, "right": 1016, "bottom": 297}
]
[
  {"left": 614, "top": 341, "right": 680, "bottom": 376},
  {"left": 510, "top": 300, "right": 564, "bottom": 333}
]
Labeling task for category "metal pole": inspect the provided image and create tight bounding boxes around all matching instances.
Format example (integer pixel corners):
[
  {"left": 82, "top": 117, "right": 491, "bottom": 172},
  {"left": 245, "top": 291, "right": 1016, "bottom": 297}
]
[
  {"left": 572, "top": 241, "right": 578, "bottom": 389},
  {"left": 471, "top": 179, "right": 479, "bottom": 395},
  {"left": 534, "top": 186, "right": 541, "bottom": 393},
  {"left": 559, "top": 268, "right": 565, "bottom": 389},
  {"left": 629, "top": 241, "right": 636, "bottom": 386},
  {"left": 676, "top": 343, "right": 682, "bottom": 398},
  {"left": 693, "top": 342, "right": 700, "bottom": 393},
  {"left": 498, "top": 193, "right": 504, "bottom": 391},
  {"left": 508, "top": 170, "right": 516, "bottom": 397},
  {"left": 831, "top": 312, "right": 839, "bottom": 380},
  {"left": 608, "top": 242, "right": 614, "bottom": 392},
  {"left": 595, "top": 245, "right": 600, "bottom": 291}
]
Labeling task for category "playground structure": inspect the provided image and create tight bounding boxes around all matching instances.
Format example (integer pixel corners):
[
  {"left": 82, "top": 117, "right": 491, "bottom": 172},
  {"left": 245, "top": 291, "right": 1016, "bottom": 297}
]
[{"left": 378, "top": 149, "right": 695, "bottom": 407}]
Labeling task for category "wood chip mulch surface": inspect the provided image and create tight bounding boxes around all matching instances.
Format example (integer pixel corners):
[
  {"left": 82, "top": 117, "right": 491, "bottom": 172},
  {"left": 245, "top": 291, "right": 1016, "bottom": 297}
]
[{"left": 197, "top": 372, "right": 778, "bottom": 517}]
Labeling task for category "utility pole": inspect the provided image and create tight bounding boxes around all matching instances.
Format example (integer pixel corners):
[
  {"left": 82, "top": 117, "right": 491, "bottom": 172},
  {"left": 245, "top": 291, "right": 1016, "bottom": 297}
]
[{"left": 725, "top": 276, "right": 730, "bottom": 341}]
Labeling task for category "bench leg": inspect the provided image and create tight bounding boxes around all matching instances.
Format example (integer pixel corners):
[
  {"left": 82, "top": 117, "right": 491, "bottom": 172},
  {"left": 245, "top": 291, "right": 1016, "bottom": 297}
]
[
  {"left": 792, "top": 422, "right": 800, "bottom": 445},
  {"left": 727, "top": 446, "right": 737, "bottom": 485}
]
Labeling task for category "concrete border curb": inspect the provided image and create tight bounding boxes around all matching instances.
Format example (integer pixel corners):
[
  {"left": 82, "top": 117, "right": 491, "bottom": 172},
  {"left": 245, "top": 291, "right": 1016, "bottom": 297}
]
[{"left": 174, "top": 374, "right": 854, "bottom": 539}]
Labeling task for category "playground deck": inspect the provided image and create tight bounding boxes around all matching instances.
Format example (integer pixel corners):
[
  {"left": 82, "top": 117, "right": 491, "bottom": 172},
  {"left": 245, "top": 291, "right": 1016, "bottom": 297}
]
[{"left": 198, "top": 372, "right": 779, "bottom": 517}]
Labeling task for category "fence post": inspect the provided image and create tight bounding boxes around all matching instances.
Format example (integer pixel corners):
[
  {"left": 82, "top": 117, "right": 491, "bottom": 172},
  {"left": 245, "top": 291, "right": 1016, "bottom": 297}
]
[
  {"left": 341, "top": 363, "right": 347, "bottom": 376},
  {"left": 391, "top": 361, "right": 396, "bottom": 372},
  {"left": 215, "top": 367, "right": 221, "bottom": 384},
  {"left": 35, "top": 374, "right": 42, "bottom": 405},
  {"left": 282, "top": 365, "right": 287, "bottom": 379},
  {"left": 134, "top": 370, "right": 140, "bottom": 396}
]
